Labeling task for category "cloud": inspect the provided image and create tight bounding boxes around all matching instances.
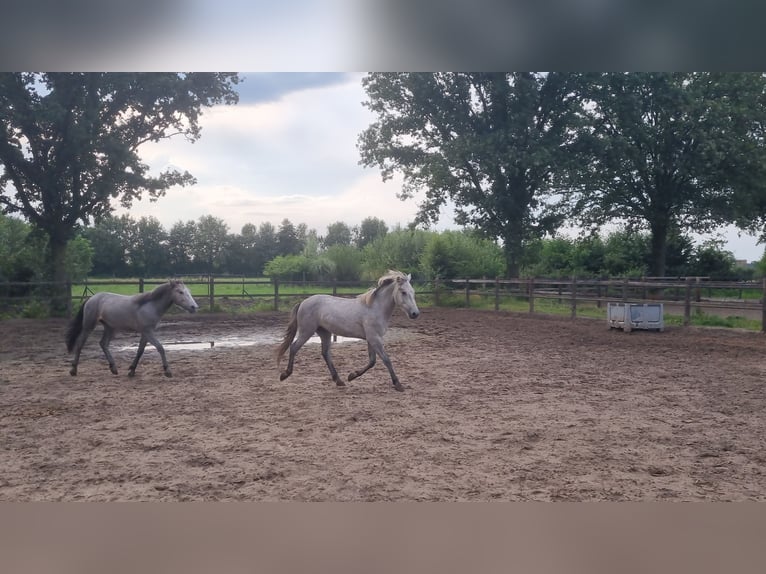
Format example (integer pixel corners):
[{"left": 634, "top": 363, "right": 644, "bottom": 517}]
[{"left": 121, "top": 73, "right": 450, "bottom": 234}]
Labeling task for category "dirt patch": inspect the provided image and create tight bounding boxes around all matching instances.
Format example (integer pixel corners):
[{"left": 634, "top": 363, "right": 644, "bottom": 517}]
[{"left": 1, "top": 308, "right": 765, "bottom": 500}]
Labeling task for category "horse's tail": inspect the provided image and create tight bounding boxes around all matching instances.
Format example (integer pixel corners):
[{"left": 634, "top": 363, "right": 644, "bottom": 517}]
[
  {"left": 276, "top": 301, "right": 301, "bottom": 368},
  {"left": 65, "top": 301, "right": 86, "bottom": 353}
]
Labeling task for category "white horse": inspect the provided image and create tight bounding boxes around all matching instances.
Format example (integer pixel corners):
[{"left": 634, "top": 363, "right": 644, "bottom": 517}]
[
  {"left": 66, "top": 279, "right": 199, "bottom": 378},
  {"left": 277, "top": 270, "right": 420, "bottom": 392}
]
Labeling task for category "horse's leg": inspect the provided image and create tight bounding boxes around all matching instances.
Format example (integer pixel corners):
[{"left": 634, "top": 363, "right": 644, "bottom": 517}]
[
  {"left": 128, "top": 335, "right": 148, "bottom": 378},
  {"left": 70, "top": 331, "right": 90, "bottom": 376},
  {"left": 99, "top": 326, "right": 119, "bottom": 375},
  {"left": 317, "top": 327, "right": 344, "bottom": 386},
  {"left": 279, "top": 329, "right": 314, "bottom": 381},
  {"left": 348, "top": 342, "right": 376, "bottom": 382},
  {"left": 368, "top": 336, "right": 404, "bottom": 392},
  {"left": 69, "top": 315, "right": 97, "bottom": 376},
  {"left": 143, "top": 331, "right": 172, "bottom": 378}
]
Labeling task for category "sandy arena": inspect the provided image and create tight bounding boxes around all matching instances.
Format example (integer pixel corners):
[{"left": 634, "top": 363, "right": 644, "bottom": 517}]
[{"left": 1, "top": 308, "right": 765, "bottom": 501}]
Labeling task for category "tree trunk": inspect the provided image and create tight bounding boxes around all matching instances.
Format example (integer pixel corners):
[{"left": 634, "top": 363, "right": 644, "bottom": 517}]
[
  {"left": 46, "top": 234, "right": 70, "bottom": 316},
  {"left": 503, "top": 226, "right": 524, "bottom": 278},
  {"left": 649, "top": 221, "right": 668, "bottom": 278}
]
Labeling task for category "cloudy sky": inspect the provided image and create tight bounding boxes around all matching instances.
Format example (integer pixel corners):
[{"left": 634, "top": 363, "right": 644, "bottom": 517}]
[
  {"left": 119, "top": 72, "right": 764, "bottom": 262},
  {"left": 120, "top": 72, "right": 454, "bottom": 234}
]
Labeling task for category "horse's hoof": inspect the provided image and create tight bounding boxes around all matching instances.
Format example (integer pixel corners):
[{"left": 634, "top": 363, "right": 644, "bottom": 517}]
[
  {"left": 69, "top": 369, "right": 77, "bottom": 376},
  {"left": 347, "top": 372, "right": 357, "bottom": 381},
  {"left": 110, "top": 368, "right": 118, "bottom": 375},
  {"left": 164, "top": 371, "right": 173, "bottom": 378},
  {"left": 393, "top": 383, "right": 404, "bottom": 392},
  {"left": 335, "top": 379, "right": 346, "bottom": 387},
  {"left": 279, "top": 372, "right": 290, "bottom": 381},
  {"left": 128, "top": 370, "right": 136, "bottom": 378}
]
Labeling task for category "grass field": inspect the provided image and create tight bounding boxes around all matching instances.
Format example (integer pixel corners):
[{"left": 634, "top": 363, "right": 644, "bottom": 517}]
[{"left": 5, "top": 277, "right": 760, "bottom": 331}]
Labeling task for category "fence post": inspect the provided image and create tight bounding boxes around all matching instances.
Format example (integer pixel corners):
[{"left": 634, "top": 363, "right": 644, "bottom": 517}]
[
  {"left": 494, "top": 277, "right": 500, "bottom": 311},
  {"left": 684, "top": 277, "right": 692, "bottom": 326},
  {"left": 570, "top": 276, "right": 577, "bottom": 319},
  {"left": 139, "top": 277, "right": 144, "bottom": 293},
  {"left": 434, "top": 277, "right": 440, "bottom": 307},
  {"left": 209, "top": 275, "right": 215, "bottom": 312},
  {"left": 762, "top": 278, "right": 766, "bottom": 333},
  {"left": 622, "top": 277, "right": 628, "bottom": 302},
  {"left": 465, "top": 278, "right": 470, "bottom": 308},
  {"left": 528, "top": 277, "right": 535, "bottom": 314},
  {"left": 273, "top": 278, "right": 279, "bottom": 311},
  {"left": 332, "top": 279, "right": 337, "bottom": 297}
]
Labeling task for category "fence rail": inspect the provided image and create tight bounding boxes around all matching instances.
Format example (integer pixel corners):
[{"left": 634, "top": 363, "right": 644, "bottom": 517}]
[{"left": 2, "top": 275, "right": 765, "bottom": 332}]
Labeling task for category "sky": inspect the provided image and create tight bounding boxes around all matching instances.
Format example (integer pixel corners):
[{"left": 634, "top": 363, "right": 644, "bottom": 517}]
[
  {"left": 120, "top": 72, "right": 456, "bottom": 235},
  {"left": 118, "top": 72, "right": 765, "bottom": 263}
]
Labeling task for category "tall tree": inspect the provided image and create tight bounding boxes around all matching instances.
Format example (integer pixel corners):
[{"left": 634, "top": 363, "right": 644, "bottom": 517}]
[
  {"left": 358, "top": 72, "right": 584, "bottom": 276},
  {"left": 193, "top": 215, "right": 229, "bottom": 274},
  {"left": 324, "top": 221, "right": 352, "bottom": 247},
  {"left": 255, "top": 222, "right": 279, "bottom": 275},
  {"left": 167, "top": 219, "right": 197, "bottom": 275},
  {"left": 355, "top": 216, "right": 388, "bottom": 249},
  {"left": 129, "top": 216, "right": 168, "bottom": 277},
  {"left": 0, "top": 72, "right": 239, "bottom": 309},
  {"left": 82, "top": 213, "right": 133, "bottom": 276},
  {"left": 567, "top": 72, "right": 766, "bottom": 276},
  {"left": 276, "top": 218, "right": 303, "bottom": 256}
]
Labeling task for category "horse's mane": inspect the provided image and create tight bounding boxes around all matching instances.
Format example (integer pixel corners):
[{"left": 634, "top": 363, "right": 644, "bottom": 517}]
[
  {"left": 134, "top": 280, "right": 177, "bottom": 305},
  {"left": 357, "top": 270, "right": 408, "bottom": 306}
]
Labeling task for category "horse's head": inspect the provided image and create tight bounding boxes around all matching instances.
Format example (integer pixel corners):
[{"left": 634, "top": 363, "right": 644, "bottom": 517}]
[
  {"left": 393, "top": 272, "right": 420, "bottom": 320},
  {"left": 170, "top": 280, "right": 199, "bottom": 313}
]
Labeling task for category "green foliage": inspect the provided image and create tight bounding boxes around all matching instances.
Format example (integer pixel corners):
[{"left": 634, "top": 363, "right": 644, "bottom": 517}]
[
  {"left": 0, "top": 214, "right": 45, "bottom": 283},
  {"left": 63, "top": 236, "right": 94, "bottom": 282},
  {"left": 566, "top": 72, "right": 766, "bottom": 276},
  {"left": 361, "top": 227, "right": 431, "bottom": 279},
  {"left": 421, "top": 230, "right": 504, "bottom": 279},
  {"left": 0, "top": 72, "right": 240, "bottom": 286},
  {"left": 355, "top": 217, "right": 388, "bottom": 249},
  {"left": 193, "top": 215, "right": 229, "bottom": 274},
  {"left": 263, "top": 254, "right": 311, "bottom": 280},
  {"left": 359, "top": 72, "right": 584, "bottom": 276},
  {"left": 324, "top": 245, "right": 362, "bottom": 281},
  {"left": 686, "top": 240, "right": 737, "bottom": 280},
  {"left": 324, "top": 221, "right": 352, "bottom": 247}
]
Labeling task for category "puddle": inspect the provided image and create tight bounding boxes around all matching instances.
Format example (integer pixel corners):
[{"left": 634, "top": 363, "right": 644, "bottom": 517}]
[{"left": 117, "top": 333, "right": 361, "bottom": 352}]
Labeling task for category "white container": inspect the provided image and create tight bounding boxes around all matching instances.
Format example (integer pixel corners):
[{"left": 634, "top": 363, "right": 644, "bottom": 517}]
[{"left": 607, "top": 302, "right": 664, "bottom": 332}]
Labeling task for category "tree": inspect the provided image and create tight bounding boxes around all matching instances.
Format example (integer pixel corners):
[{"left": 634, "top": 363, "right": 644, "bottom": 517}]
[
  {"left": 687, "top": 240, "right": 737, "bottom": 280},
  {"left": 358, "top": 72, "right": 585, "bottom": 276},
  {"left": 361, "top": 226, "right": 430, "bottom": 279},
  {"left": 421, "top": 230, "right": 504, "bottom": 280},
  {"left": 0, "top": 72, "right": 240, "bottom": 310},
  {"left": 82, "top": 214, "right": 133, "bottom": 276},
  {"left": 567, "top": 72, "right": 766, "bottom": 276},
  {"left": 167, "top": 220, "right": 197, "bottom": 275},
  {"left": 355, "top": 216, "right": 388, "bottom": 249},
  {"left": 276, "top": 218, "right": 303, "bottom": 256},
  {"left": 324, "top": 221, "right": 352, "bottom": 247},
  {"left": 193, "top": 215, "right": 229, "bottom": 274},
  {"left": 255, "top": 222, "right": 279, "bottom": 275},
  {"left": 129, "top": 216, "right": 168, "bottom": 277},
  {"left": 0, "top": 213, "right": 45, "bottom": 287}
]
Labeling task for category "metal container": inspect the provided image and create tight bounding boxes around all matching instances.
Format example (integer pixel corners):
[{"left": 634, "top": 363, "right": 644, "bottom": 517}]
[{"left": 607, "top": 302, "right": 664, "bottom": 332}]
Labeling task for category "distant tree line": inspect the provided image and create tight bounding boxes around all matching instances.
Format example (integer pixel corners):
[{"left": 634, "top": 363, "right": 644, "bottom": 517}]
[
  {"left": 1, "top": 213, "right": 760, "bottom": 288},
  {"left": 4, "top": 73, "right": 766, "bottom": 317}
]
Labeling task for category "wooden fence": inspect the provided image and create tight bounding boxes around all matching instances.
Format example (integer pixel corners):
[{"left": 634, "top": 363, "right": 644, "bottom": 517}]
[{"left": 2, "top": 275, "right": 766, "bottom": 332}]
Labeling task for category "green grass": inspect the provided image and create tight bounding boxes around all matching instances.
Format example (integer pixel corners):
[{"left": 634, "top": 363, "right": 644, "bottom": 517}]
[{"left": 62, "top": 279, "right": 765, "bottom": 331}]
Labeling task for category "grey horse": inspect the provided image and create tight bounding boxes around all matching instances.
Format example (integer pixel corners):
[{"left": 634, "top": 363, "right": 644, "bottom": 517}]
[
  {"left": 277, "top": 270, "right": 420, "bottom": 392},
  {"left": 66, "top": 280, "right": 199, "bottom": 377}
]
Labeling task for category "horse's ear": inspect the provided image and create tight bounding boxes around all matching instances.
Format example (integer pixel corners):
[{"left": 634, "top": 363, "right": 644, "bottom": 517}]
[{"left": 406, "top": 273, "right": 412, "bottom": 282}]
